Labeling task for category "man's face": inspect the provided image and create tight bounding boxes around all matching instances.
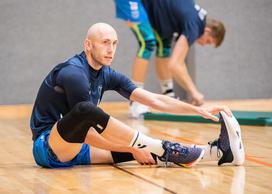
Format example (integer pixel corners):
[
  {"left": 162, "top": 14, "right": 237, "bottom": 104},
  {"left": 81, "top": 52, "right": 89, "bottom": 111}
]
[
  {"left": 86, "top": 31, "right": 118, "bottom": 66},
  {"left": 196, "top": 28, "right": 216, "bottom": 46}
]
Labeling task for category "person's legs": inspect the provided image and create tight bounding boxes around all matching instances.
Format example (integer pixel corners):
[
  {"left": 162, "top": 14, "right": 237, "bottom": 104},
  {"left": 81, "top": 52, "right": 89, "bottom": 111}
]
[
  {"left": 128, "top": 21, "right": 155, "bottom": 84},
  {"left": 32, "top": 130, "right": 90, "bottom": 168},
  {"left": 153, "top": 31, "right": 176, "bottom": 98},
  {"left": 155, "top": 57, "right": 176, "bottom": 98},
  {"left": 131, "top": 57, "right": 149, "bottom": 84},
  {"left": 127, "top": 21, "right": 156, "bottom": 118},
  {"left": 90, "top": 146, "right": 160, "bottom": 165},
  {"left": 48, "top": 127, "right": 154, "bottom": 165},
  {"left": 48, "top": 101, "right": 204, "bottom": 167},
  {"left": 90, "top": 146, "right": 113, "bottom": 164},
  {"left": 47, "top": 102, "right": 244, "bottom": 168},
  {"left": 49, "top": 118, "right": 164, "bottom": 162},
  {"left": 155, "top": 57, "right": 171, "bottom": 81},
  {"left": 48, "top": 101, "right": 162, "bottom": 163},
  {"left": 48, "top": 123, "right": 83, "bottom": 162}
]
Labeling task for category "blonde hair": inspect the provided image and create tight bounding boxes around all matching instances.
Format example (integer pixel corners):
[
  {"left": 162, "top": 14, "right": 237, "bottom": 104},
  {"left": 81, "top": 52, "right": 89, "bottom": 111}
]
[{"left": 206, "top": 18, "right": 226, "bottom": 47}]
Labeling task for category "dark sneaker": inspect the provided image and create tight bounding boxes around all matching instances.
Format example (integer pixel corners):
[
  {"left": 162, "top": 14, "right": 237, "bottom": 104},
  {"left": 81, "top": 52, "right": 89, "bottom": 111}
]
[
  {"left": 211, "top": 111, "right": 245, "bottom": 166},
  {"left": 158, "top": 141, "right": 204, "bottom": 167}
]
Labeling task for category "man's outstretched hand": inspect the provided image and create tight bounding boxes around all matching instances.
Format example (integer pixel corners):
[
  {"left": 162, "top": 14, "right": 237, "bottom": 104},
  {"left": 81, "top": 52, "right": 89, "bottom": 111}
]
[{"left": 198, "top": 105, "right": 233, "bottom": 122}]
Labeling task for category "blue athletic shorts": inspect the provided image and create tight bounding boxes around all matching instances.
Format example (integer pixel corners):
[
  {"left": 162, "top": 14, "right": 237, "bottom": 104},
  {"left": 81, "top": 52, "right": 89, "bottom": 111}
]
[
  {"left": 130, "top": 22, "right": 155, "bottom": 59},
  {"left": 32, "top": 130, "right": 91, "bottom": 168},
  {"left": 130, "top": 22, "right": 172, "bottom": 58},
  {"left": 153, "top": 30, "right": 173, "bottom": 58},
  {"left": 114, "top": 0, "right": 149, "bottom": 22}
]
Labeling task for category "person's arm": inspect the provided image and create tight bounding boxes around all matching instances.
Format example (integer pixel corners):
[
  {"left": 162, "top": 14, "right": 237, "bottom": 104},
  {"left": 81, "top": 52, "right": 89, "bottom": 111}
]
[
  {"left": 105, "top": 68, "right": 137, "bottom": 99},
  {"left": 56, "top": 66, "right": 90, "bottom": 108},
  {"left": 168, "top": 35, "right": 204, "bottom": 106},
  {"left": 130, "top": 88, "right": 232, "bottom": 122}
]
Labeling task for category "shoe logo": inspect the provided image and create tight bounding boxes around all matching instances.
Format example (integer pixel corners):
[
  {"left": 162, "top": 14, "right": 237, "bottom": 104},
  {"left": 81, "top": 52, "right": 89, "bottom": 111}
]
[{"left": 137, "top": 144, "right": 147, "bottom": 149}]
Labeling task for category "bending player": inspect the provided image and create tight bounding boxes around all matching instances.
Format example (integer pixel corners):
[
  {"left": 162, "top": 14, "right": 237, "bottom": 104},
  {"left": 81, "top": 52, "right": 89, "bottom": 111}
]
[
  {"left": 113, "top": 0, "right": 156, "bottom": 117},
  {"left": 141, "top": 0, "right": 226, "bottom": 106},
  {"left": 113, "top": 0, "right": 226, "bottom": 118},
  {"left": 30, "top": 23, "right": 244, "bottom": 168}
]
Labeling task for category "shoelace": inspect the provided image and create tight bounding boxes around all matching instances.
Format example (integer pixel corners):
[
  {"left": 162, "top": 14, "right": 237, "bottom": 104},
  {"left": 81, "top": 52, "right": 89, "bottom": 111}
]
[
  {"left": 163, "top": 143, "right": 189, "bottom": 166},
  {"left": 208, "top": 139, "right": 221, "bottom": 158}
]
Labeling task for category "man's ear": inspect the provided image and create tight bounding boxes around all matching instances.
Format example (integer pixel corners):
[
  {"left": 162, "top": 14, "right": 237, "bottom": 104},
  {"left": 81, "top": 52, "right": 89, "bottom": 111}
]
[
  {"left": 205, "top": 27, "right": 212, "bottom": 34},
  {"left": 84, "top": 39, "right": 92, "bottom": 51}
]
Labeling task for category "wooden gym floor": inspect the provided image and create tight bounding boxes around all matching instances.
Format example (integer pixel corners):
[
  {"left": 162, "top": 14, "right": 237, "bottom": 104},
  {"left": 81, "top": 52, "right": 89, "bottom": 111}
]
[{"left": 0, "top": 99, "right": 271, "bottom": 194}]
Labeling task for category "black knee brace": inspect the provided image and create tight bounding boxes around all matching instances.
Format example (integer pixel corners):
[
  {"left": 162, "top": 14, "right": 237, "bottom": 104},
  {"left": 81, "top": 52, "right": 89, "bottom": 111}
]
[{"left": 57, "top": 101, "right": 110, "bottom": 143}]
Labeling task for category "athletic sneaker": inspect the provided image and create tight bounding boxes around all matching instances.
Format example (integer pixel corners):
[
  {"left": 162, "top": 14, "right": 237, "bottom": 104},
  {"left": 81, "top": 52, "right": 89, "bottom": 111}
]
[
  {"left": 209, "top": 111, "right": 245, "bottom": 166},
  {"left": 158, "top": 141, "right": 204, "bottom": 167},
  {"left": 129, "top": 101, "right": 149, "bottom": 119}
]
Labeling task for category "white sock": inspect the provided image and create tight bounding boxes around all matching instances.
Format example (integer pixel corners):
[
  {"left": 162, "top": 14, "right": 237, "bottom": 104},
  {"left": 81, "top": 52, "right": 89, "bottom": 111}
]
[
  {"left": 159, "top": 79, "right": 175, "bottom": 97},
  {"left": 129, "top": 131, "right": 164, "bottom": 157},
  {"left": 199, "top": 144, "right": 222, "bottom": 162}
]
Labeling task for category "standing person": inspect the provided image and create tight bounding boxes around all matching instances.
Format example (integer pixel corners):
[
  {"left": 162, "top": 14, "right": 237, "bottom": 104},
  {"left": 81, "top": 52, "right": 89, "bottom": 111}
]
[
  {"left": 142, "top": 0, "right": 225, "bottom": 106},
  {"left": 114, "top": 0, "right": 226, "bottom": 118},
  {"left": 30, "top": 23, "right": 243, "bottom": 169},
  {"left": 114, "top": 0, "right": 177, "bottom": 118}
]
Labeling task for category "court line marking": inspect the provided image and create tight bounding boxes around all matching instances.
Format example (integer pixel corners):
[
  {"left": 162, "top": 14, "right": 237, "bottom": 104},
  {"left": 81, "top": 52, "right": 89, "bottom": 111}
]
[
  {"left": 245, "top": 156, "right": 272, "bottom": 167},
  {"left": 151, "top": 128, "right": 272, "bottom": 168},
  {"left": 113, "top": 165, "right": 177, "bottom": 194}
]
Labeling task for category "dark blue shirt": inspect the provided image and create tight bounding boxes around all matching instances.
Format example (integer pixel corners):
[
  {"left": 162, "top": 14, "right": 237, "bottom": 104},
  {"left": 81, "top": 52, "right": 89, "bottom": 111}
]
[
  {"left": 143, "top": 0, "right": 207, "bottom": 45},
  {"left": 30, "top": 52, "right": 137, "bottom": 141}
]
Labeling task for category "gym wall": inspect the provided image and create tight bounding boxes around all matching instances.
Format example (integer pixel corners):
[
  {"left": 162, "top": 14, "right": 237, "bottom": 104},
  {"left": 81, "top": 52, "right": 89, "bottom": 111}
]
[{"left": 0, "top": 0, "right": 271, "bottom": 104}]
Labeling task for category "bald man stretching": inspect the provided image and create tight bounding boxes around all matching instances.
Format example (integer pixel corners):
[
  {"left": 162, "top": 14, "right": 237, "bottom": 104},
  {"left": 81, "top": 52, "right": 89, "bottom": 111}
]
[{"left": 30, "top": 23, "right": 244, "bottom": 168}]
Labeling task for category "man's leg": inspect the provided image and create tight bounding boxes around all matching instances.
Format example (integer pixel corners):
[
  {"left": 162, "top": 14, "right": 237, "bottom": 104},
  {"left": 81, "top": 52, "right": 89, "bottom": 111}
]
[
  {"left": 127, "top": 21, "right": 156, "bottom": 118},
  {"left": 48, "top": 101, "right": 162, "bottom": 163},
  {"left": 155, "top": 57, "right": 176, "bottom": 98},
  {"left": 89, "top": 146, "right": 113, "bottom": 164},
  {"left": 128, "top": 21, "right": 155, "bottom": 84},
  {"left": 131, "top": 57, "right": 149, "bottom": 85},
  {"left": 153, "top": 31, "right": 176, "bottom": 98},
  {"left": 48, "top": 101, "right": 204, "bottom": 166},
  {"left": 90, "top": 146, "right": 159, "bottom": 165},
  {"left": 49, "top": 125, "right": 155, "bottom": 165},
  {"left": 155, "top": 57, "right": 171, "bottom": 81}
]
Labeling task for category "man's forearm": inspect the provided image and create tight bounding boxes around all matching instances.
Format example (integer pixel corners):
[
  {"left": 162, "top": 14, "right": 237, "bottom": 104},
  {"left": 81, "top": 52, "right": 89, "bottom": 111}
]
[
  {"left": 151, "top": 94, "right": 201, "bottom": 115},
  {"left": 168, "top": 35, "right": 199, "bottom": 96},
  {"left": 171, "top": 62, "right": 199, "bottom": 95}
]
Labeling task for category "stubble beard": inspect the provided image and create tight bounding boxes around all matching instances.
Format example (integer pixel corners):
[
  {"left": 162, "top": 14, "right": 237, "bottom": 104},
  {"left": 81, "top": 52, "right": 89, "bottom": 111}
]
[{"left": 90, "top": 51, "right": 104, "bottom": 68}]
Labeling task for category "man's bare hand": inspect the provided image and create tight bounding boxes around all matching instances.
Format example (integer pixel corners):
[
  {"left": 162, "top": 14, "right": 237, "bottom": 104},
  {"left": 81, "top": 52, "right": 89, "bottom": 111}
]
[
  {"left": 131, "top": 148, "right": 156, "bottom": 165},
  {"left": 188, "top": 91, "right": 204, "bottom": 106},
  {"left": 198, "top": 105, "right": 233, "bottom": 122}
]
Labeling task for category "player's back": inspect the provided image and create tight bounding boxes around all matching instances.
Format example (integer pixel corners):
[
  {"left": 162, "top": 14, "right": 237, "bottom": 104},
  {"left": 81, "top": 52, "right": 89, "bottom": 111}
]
[{"left": 143, "top": 0, "right": 206, "bottom": 44}]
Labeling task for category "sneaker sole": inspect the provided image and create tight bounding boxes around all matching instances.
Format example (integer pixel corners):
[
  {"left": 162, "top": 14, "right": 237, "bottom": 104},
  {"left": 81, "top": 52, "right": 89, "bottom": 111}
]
[
  {"left": 220, "top": 111, "right": 245, "bottom": 165},
  {"left": 177, "top": 149, "right": 205, "bottom": 168}
]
